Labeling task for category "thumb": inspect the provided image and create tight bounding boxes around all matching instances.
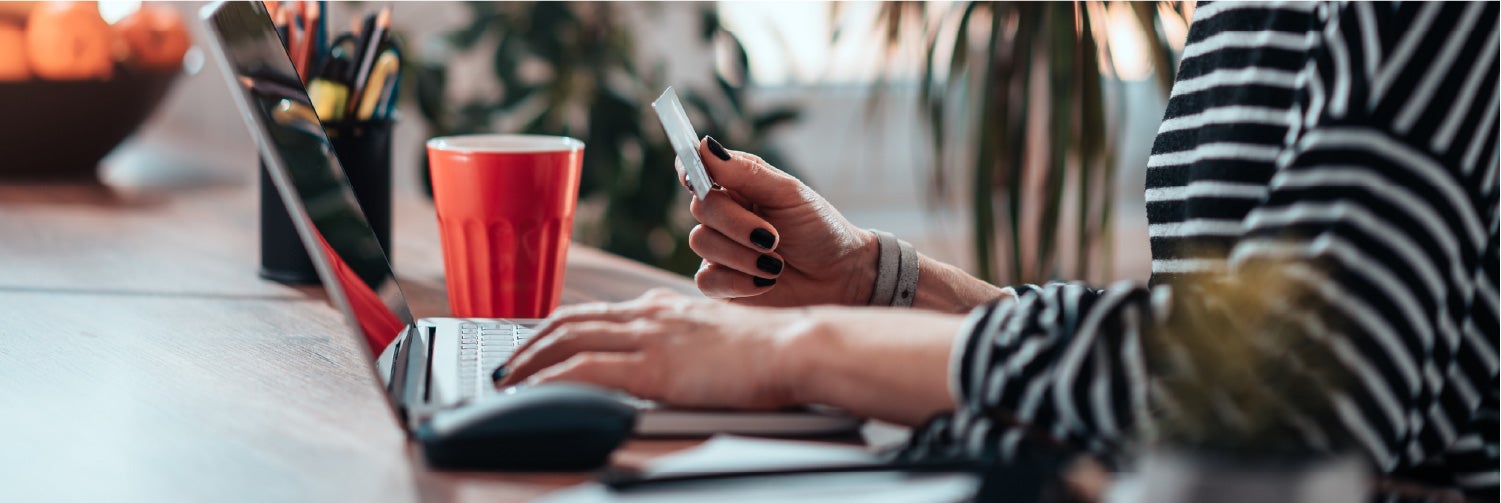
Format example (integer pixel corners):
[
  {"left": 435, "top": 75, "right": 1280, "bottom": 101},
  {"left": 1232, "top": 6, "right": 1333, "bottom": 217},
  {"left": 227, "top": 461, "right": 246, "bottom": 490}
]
[{"left": 698, "top": 136, "right": 806, "bottom": 208}]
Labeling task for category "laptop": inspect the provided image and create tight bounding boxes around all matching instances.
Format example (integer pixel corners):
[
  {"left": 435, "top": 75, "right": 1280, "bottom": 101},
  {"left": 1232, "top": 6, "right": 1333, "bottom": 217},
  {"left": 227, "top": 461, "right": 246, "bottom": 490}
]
[{"left": 199, "top": 1, "right": 861, "bottom": 439}]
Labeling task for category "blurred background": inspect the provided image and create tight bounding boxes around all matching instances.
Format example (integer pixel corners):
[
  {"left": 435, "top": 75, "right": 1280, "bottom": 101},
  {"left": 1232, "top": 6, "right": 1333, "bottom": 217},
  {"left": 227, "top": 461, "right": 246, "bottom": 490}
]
[{"left": 4, "top": 1, "right": 1194, "bottom": 287}]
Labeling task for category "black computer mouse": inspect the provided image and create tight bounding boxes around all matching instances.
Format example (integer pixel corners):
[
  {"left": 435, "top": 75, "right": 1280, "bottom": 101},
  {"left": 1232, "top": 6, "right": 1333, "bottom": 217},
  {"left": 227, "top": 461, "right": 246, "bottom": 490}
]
[{"left": 416, "top": 383, "right": 637, "bottom": 471}]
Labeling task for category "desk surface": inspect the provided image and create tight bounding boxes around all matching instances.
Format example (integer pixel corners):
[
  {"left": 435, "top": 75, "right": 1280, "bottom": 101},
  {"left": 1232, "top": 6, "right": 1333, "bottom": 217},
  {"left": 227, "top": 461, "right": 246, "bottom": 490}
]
[{"left": 0, "top": 182, "right": 755, "bottom": 502}]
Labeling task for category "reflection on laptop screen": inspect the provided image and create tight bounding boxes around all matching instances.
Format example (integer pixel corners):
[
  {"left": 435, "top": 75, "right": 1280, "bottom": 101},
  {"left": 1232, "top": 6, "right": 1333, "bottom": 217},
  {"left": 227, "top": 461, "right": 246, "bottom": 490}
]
[{"left": 205, "top": 2, "right": 414, "bottom": 367}]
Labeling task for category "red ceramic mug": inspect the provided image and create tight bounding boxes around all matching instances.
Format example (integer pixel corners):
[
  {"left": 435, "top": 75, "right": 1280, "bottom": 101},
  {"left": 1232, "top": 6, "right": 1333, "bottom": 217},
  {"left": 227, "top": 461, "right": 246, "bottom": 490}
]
[{"left": 425, "top": 135, "right": 584, "bottom": 318}]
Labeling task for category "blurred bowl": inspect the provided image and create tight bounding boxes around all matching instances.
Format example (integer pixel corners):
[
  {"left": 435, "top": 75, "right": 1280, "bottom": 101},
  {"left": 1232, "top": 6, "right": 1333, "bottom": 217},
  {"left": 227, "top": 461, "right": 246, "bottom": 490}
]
[{"left": 0, "top": 68, "right": 179, "bottom": 181}]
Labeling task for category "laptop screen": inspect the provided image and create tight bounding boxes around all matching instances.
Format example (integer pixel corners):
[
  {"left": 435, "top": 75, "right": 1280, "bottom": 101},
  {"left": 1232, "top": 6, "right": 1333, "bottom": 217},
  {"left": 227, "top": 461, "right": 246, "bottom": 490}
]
[{"left": 202, "top": 2, "right": 415, "bottom": 379}]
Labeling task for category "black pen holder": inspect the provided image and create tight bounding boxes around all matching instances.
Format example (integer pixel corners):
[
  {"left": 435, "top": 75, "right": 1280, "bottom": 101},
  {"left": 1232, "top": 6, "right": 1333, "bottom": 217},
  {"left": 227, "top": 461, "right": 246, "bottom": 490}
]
[{"left": 259, "top": 117, "right": 395, "bottom": 285}]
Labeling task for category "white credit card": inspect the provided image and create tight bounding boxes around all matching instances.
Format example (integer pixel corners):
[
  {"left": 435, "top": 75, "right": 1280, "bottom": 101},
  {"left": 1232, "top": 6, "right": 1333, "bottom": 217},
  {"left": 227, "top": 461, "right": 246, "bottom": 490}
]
[{"left": 652, "top": 87, "right": 714, "bottom": 200}]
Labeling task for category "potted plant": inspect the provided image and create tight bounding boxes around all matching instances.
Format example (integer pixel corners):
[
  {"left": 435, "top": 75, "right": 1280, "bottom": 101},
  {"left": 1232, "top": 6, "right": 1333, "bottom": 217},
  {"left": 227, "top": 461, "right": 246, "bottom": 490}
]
[
  {"left": 1115, "top": 268, "right": 1372, "bottom": 503},
  {"left": 405, "top": 2, "right": 800, "bottom": 275},
  {"left": 871, "top": 1, "right": 1186, "bottom": 285}
]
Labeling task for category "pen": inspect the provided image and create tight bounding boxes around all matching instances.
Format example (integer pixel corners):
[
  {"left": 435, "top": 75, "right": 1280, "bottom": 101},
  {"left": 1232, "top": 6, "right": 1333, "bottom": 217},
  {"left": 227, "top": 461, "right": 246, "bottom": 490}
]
[
  {"left": 346, "top": 12, "right": 374, "bottom": 82},
  {"left": 376, "top": 42, "right": 404, "bottom": 118},
  {"left": 355, "top": 49, "right": 399, "bottom": 120},
  {"left": 347, "top": 6, "right": 389, "bottom": 116},
  {"left": 374, "top": 60, "right": 402, "bottom": 118}
]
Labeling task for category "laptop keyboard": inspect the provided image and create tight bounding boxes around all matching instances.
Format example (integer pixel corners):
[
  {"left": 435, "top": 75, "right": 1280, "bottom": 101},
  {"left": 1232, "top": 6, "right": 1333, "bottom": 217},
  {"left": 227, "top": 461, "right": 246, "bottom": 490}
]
[{"left": 457, "top": 322, "right": 535, "bottom": 401}]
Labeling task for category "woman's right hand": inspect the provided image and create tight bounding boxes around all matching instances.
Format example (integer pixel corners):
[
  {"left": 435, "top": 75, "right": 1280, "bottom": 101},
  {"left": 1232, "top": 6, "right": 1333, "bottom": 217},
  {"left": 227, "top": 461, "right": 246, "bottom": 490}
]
[{"left": 678, "top": 136, "right": 878, "bottom": 307}]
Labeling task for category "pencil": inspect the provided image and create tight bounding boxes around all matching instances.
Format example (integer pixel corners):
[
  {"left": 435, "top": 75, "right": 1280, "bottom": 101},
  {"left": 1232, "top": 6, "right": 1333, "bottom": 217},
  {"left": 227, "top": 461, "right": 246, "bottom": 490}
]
[
  {"left": 355, "top": 50, "right": 399, "bottom": 119},
  {"left": 300, "top": 1, "right": 319, "bottom": 82},
  {"left": 347, "top": 6, "right": 390, "bottom": 117},
  {"left": 374, "top": 44, "right": 403, "bottom": 118}
]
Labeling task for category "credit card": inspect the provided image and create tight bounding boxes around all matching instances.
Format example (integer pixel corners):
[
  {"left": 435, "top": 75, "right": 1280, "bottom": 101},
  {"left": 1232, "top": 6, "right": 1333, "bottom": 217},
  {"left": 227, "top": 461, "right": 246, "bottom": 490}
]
[{"left": 652, "top": 87, "right": 714, "bottom": 200}]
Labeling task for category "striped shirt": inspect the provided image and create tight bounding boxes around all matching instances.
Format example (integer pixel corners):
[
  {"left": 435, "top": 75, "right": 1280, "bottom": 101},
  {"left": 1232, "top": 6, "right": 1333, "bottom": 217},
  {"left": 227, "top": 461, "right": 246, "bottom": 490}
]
[{"left": 902, "top": 2, "right": 1498, "bottom": 500}]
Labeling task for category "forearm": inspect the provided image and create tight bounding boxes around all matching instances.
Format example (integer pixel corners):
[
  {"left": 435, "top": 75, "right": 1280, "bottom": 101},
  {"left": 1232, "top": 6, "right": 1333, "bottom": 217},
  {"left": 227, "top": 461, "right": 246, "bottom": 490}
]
[
  {"left": 777, "top": 307, "right": 964, "bottom": 426},
  {"left": 912, "top": 253, "right": 1011, "bottom": 312}
]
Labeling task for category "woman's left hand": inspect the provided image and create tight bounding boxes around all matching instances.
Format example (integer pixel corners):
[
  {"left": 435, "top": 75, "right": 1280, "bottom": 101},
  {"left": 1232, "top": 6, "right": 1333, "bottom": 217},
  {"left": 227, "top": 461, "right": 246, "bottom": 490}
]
[{"left": 495, "top": 289, "right": 806, "bottom": 410}]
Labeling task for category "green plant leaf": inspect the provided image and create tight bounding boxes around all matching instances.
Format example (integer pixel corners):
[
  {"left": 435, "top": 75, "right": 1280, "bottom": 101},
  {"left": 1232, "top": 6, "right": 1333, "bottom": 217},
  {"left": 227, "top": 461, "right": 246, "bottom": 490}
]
[
  {"left": 412, "top": 64, "right": 447, "bottom": 127},
  {"left": 446, "top": 18, "right": 491, "bottom": 48},
  {"left": 524, "top": 2, "right": 572, "bottom": 63},
  {"left": 1131, "top": 1, "right": 1176, "bottom": 96},
  {"left": 679, "top": 92, "right": 721, "bottom": 136},
  {"left": 751, "top": 107, "right": 800, "bottom": 134},
  {"left": 1000, "top": 5, "right": 1036, "bottom": 283},
  {"left": 947, "top": 2, "right": 979, "bottom": 87},
  {"left": 1077, "top": 4, "right": 1104, "bottom": 279},
  {"left": 717, "top": 75, "right": 743, "bottom": 114},
  {"left": 455, "top": 103, "right": 492, "bottom": 132},
  {"left": 700, "top": 7, "right": 720, "bottom": 41},
  {"left": 1034, "top": 2, "right": 1076, "bottom": 280},
  {"left": 973, "top": 3, "right": 1009, "bottom": 283}
]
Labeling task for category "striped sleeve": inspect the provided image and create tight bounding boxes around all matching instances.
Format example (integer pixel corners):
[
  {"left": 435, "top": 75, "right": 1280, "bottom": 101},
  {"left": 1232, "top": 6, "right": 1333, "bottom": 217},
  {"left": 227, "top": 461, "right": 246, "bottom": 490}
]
[{"left": 901, "top": 2, "right": 1498, "bottom": 498}]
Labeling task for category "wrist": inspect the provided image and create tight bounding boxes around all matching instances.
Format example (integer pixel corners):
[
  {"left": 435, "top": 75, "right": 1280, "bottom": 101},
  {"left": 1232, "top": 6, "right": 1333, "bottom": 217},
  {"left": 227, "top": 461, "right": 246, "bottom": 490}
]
[
  {"left": 843, "top": 230, "right": 880, "bottom": 306},
  {"left": 912, "top": 254, "right": 1008, "bottom": 312},
  {"left": 771, "top": 309, "right": 837, "bottom": 406}
]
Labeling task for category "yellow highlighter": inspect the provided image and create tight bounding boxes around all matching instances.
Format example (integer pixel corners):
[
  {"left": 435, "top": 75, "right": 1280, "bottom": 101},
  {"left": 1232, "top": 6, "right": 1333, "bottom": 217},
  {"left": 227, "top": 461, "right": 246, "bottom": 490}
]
[
  {"left": 355, "top": 50, "right": 400, "bottom": 120},
  {"left": 308, "top": 77, "right": 349, "bottom": 121}
]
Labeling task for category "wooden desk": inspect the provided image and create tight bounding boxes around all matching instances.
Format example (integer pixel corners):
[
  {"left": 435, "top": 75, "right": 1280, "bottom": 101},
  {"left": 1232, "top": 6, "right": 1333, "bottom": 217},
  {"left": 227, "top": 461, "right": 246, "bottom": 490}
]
[{"left": 0, "top": 182, "right": 719, "bottom": 502}]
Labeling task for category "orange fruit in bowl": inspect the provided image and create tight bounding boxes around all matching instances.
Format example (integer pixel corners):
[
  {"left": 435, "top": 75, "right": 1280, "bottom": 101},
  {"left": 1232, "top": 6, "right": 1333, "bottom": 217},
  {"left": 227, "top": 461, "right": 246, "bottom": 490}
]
[
  {"left": 113, "top": 4, "right": 189, "bottom": 71},
  {"left": 0, "top": 22, "right": 28, "bottom": 80},
  {"left": 25, "top": 1, "right": 113, "bottom": 80}
]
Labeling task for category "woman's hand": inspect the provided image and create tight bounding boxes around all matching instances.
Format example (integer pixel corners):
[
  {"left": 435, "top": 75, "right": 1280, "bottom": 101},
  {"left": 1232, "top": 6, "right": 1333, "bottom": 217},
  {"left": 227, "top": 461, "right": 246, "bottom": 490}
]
[
  {"left": 494, "top": 289, "right": 805, "bottom": 410},
  {"left": 495, "top": 289, "right": 966, "bottom": 426},
  {"left": 680, "top": 137, "right": 878, "bottom": 307}
]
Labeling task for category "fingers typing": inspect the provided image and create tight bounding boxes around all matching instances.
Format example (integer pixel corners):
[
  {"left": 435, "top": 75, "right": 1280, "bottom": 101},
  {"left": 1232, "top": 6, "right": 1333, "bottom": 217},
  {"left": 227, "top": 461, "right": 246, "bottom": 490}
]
[
  {"left": 528, "top": 352, "right": 653, "bottom": 398},
  {"left": 499, "top": 321, "right": 642, "bottom": 386}
]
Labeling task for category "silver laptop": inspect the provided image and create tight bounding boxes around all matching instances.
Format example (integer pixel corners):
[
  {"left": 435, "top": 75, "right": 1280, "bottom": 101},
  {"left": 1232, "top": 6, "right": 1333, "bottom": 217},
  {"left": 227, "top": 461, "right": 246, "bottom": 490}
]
[{"left": 199, "top": 1, "right": 860, "bottom": 438}]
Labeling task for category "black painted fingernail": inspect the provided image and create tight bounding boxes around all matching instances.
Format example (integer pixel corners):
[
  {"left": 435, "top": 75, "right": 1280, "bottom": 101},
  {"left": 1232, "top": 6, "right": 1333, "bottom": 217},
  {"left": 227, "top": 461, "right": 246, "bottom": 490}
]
[
  {"left": 491, "top": 365, "right": 507, "bottom": 383},
  {"left": 757, "top": 255, "right": 783, "bottom": 275},
  {"left": 706, "top": 135, "right": 732, "bottom": 161},
  {"left": 753, "top": 276, "right": 776, "bottom": 287},
  {"left": 750, "top": 228, "right": 775, "bottom": 249}
]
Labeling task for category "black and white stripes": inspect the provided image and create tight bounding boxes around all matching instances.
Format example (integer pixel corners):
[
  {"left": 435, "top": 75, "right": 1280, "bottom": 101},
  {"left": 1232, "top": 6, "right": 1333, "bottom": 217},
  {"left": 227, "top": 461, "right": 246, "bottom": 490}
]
[{"left": 903, "top": 2, "right": 1498, "bottom": 500}]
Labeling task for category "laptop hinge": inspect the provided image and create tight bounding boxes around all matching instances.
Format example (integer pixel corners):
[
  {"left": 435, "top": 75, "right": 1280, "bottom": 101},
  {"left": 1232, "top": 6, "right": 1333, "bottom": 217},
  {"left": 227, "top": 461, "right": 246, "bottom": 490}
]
[
  {"left": 422, "top": 325, "right": 438, "bottom": 404},
  {"left": 399, "top": 325, "right": 430, "bottom": 425},
  {"left": 387, "top": 324, "right": 425, "bottom": 424}
]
